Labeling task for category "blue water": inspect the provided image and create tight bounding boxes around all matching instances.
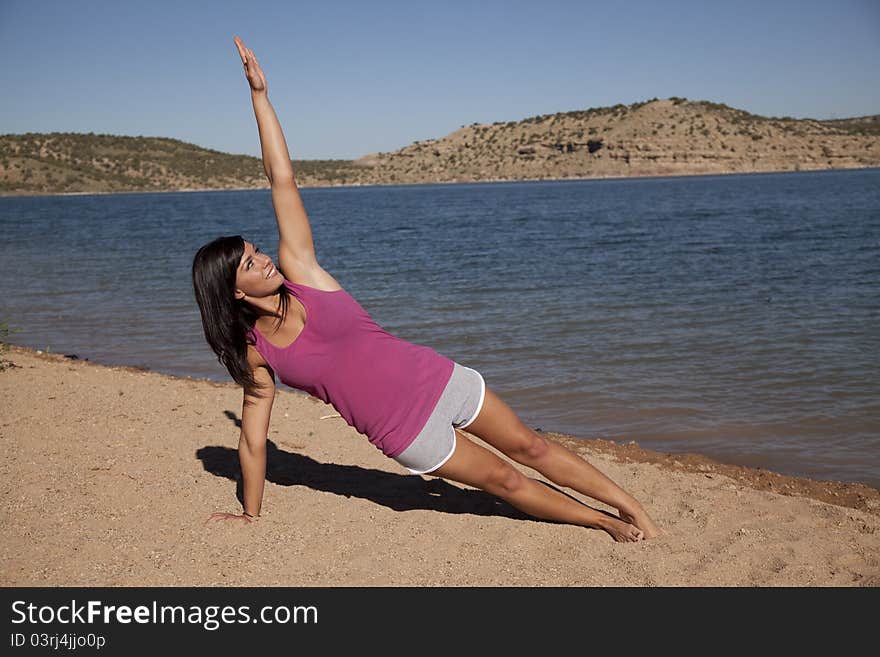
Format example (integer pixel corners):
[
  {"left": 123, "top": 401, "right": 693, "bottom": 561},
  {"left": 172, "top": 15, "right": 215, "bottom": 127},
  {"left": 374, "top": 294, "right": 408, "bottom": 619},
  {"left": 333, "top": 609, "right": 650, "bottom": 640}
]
[{"left": 1, "top": 169, "right": 878, "bottom": 487}]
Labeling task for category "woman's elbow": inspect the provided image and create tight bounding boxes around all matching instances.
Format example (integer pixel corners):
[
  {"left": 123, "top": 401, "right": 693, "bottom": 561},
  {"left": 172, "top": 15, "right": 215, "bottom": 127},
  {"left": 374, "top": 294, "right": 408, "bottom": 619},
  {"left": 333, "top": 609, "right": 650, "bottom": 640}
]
[{"left": 269, "top": 169, "right": 296, "bottom": 188}]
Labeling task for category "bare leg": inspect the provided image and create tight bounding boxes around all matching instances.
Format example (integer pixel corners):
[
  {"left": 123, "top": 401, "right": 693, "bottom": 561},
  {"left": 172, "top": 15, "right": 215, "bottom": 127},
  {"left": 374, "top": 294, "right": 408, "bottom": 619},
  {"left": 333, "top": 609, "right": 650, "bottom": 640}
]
[
  {"left": 433, "top": 430, "right": 644, "bottom": 542},
  {"left": 460, "top": 386, "right": 662, "bottom": 539}
]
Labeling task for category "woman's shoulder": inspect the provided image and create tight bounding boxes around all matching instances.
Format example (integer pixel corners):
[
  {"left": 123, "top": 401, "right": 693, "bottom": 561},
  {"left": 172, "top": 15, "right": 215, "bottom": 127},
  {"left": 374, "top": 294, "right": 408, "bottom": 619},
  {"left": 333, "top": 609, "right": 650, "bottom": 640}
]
[
  {"left": 280, "top": 259, "right": 344, "bottom": 292},
  {"left": 284, "top": 278, "right": 345, "bottom": 294},
  {"left": 246, "top": 342, "right": 270, "bottom": 369}
]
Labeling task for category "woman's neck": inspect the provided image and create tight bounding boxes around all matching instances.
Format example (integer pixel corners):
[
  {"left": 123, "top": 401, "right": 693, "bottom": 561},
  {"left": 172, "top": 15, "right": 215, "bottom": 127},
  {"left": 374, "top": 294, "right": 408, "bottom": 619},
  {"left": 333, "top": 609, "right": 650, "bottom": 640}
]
[{"left": 246, "top": 291, "right": 282, "bottom": 320}]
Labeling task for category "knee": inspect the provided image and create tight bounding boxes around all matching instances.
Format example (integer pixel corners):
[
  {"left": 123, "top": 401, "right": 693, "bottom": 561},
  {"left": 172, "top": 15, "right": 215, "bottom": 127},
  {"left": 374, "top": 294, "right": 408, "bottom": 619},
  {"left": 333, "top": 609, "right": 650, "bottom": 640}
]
[
  {"left": 484, "top": 462, "right": 528, "bottom": 497},
  {"left": 510, "top": 431, "right": 550, "bottom": 463}
]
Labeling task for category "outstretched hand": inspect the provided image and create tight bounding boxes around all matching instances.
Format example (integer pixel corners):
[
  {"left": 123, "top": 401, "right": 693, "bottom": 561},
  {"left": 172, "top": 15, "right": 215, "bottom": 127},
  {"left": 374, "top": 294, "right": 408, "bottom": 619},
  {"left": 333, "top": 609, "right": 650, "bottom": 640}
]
[{"left": 234, "top": 36, "right": 267, "bottom": 94}]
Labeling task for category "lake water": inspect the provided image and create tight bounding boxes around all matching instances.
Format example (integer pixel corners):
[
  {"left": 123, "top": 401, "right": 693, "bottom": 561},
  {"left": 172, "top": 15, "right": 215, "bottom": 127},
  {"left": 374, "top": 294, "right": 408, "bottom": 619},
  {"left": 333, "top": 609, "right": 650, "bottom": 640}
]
[{"left": 1, "top": 169, "right": 878, "bottom": 487}]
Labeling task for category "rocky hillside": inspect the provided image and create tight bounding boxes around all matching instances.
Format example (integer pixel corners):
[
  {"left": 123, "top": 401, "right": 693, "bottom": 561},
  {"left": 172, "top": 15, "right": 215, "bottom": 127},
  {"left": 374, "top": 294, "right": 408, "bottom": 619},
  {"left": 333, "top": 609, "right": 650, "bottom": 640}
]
[
  {"left": 1, "top": 97, "right": 878, "bottom": 196},
  {"left": 354, "top": 98, "right": 880, "bottom": 184},
  {"left": 0, "top": 133, "right": 367, "bottom": 196}
]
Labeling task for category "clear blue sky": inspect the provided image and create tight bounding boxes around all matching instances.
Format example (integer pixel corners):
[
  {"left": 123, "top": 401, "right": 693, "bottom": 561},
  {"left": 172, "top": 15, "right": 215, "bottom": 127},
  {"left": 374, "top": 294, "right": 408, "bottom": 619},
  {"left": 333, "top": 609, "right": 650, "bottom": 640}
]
[{"left": 1, "top": 0, "right": 878, "bottom": 160}]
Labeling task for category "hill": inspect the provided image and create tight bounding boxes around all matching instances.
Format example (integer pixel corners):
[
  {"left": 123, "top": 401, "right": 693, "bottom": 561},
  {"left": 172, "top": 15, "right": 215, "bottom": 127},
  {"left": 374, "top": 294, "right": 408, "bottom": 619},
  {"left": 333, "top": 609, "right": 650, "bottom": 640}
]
[
  {"left": 353, "top": 97, "right": 880, "bottom": 184},
  {"left": 1, "top": 97, "right": 878, "bottom": 196},
  {"left": 0, "top": 132, "right": 366, "bottom": 195}
]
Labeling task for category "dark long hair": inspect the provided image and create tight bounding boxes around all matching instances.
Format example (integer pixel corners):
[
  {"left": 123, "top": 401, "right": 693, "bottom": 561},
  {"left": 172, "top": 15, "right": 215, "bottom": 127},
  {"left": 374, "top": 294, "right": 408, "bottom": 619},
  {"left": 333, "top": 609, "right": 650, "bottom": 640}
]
[{"left": 191, "top": 235, "right": 290, "bottom": 401}]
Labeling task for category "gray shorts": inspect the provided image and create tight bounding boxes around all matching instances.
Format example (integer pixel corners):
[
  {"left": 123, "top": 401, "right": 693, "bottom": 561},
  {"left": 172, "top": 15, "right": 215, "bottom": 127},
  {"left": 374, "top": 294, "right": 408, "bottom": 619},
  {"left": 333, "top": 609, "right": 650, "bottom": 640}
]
[{"left": 392, "top": 361, "right": 486, "bottom": 475}]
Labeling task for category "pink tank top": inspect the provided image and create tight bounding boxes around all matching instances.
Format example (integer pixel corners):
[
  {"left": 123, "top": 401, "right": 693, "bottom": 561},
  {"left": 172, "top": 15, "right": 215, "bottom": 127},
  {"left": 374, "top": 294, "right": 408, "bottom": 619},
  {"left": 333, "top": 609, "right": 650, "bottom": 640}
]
[{"left": 247, "top": 279, "right": 455, "bottom": 457}]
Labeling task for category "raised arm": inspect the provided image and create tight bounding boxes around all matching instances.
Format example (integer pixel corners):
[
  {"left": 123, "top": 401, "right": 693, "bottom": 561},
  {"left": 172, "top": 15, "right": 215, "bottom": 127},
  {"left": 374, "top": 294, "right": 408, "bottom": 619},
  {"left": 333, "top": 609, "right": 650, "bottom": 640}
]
[{"left": 234, "top": 36, "right": 317, "bottom": 265}]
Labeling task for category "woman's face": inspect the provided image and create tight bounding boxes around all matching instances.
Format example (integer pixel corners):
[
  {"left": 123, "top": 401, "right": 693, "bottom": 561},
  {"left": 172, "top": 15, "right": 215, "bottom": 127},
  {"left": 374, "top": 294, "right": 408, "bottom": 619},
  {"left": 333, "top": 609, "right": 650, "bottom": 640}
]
[{"left": 234, "top": 241, "right": 282, "bottom": 301}]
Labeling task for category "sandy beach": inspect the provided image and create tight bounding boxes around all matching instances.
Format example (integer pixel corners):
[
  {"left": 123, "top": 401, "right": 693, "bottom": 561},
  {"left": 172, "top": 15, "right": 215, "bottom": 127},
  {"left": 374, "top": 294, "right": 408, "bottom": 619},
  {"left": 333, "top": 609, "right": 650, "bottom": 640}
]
[{"left": 1, "top": 344, "right": 877, "bottom": 586}]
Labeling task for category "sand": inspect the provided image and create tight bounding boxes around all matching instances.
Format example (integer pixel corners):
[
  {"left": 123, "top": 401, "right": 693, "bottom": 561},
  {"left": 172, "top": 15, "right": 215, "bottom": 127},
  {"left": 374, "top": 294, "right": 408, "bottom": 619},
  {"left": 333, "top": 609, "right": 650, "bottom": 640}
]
[{"left": 1, "top": 344, "right": 877, "bottom": 587}]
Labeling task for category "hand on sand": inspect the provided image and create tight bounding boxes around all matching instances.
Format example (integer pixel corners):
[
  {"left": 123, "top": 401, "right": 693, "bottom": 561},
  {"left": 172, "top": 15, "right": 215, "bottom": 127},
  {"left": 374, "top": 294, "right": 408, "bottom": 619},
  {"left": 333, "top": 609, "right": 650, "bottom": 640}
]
[
  {"left": 233, "top": 36, "right": 267, "bottom": 94},
  {"left": 206, "top": 511, "right": 254, "bottom": 525}
]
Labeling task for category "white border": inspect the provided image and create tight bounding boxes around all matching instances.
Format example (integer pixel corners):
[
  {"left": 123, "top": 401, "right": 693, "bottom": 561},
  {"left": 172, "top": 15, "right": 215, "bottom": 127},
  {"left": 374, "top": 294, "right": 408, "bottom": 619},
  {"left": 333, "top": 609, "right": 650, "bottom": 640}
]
[
  {"left": 406, "top": 429, "right": 457, "bottom": 474},
  {"left": 457, "top": 368, "right": 486, "bottom": 429}
]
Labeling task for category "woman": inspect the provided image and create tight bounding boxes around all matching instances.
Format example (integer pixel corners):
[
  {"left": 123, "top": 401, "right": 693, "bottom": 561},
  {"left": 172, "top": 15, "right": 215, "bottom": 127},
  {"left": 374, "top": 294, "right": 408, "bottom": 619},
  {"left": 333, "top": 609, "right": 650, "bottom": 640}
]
[{"left": 194, "top": 36, "right": 661, "bottom": 542}]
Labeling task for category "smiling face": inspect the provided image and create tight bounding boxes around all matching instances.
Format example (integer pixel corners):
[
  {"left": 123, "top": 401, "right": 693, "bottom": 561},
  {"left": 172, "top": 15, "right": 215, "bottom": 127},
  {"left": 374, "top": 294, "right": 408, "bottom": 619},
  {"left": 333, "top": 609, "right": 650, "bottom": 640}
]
[{"left": 234, "top": 241, "right": 282, "bottom": 301}]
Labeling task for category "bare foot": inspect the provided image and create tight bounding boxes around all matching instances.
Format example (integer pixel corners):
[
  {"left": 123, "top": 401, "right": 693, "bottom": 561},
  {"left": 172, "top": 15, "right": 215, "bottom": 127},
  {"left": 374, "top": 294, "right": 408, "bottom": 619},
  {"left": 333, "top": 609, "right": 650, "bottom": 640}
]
[
  {"left": 602, "top": 516, "right": 644, "bottom": 543},
  {"left": 618, "top": 504, "right": 663, "bottom": 539}
]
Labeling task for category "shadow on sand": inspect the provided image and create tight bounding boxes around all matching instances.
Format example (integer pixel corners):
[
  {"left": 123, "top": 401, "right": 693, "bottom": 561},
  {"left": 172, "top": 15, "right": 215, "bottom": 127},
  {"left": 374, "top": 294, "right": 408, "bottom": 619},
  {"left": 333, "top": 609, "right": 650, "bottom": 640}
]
[
  {"left": 196, "top": 439, "right": 535, "bottom": 521},
  {"left": 197, "top": 409, "right": 616, "bottom": 528}
]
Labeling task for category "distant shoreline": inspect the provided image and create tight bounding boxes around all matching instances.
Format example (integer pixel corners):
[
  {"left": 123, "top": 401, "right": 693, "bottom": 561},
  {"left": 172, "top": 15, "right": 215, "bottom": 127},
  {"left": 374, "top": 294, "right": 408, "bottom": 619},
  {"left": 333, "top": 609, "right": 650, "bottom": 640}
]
[
  {"left": 3, "top": 164, "right": 879, "bottom": 199},
  {"left": 5, "top": 101, "right": 878, "bottom": 202}
]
